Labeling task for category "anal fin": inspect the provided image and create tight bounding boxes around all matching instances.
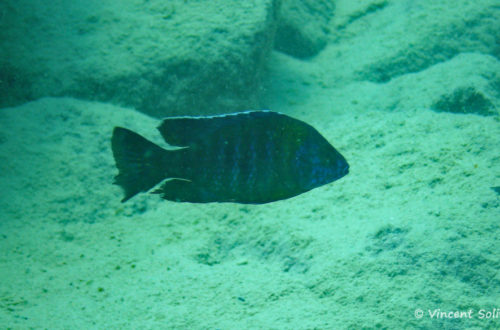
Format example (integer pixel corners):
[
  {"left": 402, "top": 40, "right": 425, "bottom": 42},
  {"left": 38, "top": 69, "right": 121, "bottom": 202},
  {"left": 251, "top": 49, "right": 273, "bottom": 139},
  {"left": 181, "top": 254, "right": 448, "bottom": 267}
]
[{"left": 152, "top": 178, "right": 212, "bottom": 203}]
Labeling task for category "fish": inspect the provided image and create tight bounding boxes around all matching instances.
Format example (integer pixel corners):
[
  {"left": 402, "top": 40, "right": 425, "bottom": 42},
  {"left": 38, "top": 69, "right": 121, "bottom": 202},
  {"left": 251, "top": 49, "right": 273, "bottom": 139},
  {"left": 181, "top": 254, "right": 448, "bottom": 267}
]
[{"left": 111, "top": 110, "right": 349, "bottom": 204}]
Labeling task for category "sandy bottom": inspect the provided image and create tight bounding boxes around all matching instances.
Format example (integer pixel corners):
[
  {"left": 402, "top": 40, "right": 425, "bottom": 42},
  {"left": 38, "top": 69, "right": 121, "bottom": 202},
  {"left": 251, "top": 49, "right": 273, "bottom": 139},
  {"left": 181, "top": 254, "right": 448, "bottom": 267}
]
[{"left": 1, "top": 1, "right": 499, "bottom": 329}]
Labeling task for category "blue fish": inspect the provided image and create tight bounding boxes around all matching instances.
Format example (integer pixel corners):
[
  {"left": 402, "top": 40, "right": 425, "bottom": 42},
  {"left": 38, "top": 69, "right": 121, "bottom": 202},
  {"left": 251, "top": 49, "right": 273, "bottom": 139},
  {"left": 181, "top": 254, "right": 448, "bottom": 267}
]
[{"left": 112, "top": 111, "right": 349, "bottom": 204}]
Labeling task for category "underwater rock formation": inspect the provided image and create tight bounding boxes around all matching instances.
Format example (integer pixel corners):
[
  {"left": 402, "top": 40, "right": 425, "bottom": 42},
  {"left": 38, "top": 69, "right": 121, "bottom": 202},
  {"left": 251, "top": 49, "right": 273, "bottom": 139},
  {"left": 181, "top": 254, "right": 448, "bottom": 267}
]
[
  {"left": 0, "top": 0, "right": 280, "bottom": 117},
  {"left": 274, "top": 0, "right": 335, "bottom": 59}
]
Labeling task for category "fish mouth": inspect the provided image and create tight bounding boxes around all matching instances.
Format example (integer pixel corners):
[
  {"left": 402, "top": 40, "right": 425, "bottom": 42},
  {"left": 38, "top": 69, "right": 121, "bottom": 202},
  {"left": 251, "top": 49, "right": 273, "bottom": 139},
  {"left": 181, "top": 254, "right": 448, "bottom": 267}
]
[
  {"left": 336, "top": 162, "right": 349, "bottom": 179},
  {"left": 343, "top": 163, "right": 349, "bottom": 176}
]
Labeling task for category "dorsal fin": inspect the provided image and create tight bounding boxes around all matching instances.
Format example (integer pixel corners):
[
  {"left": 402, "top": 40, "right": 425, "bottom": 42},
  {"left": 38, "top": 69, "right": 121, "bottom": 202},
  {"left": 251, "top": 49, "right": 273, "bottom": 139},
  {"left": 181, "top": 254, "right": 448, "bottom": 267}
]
[{"left": 157, "top": 110, "right": 276, "bottom": 147}]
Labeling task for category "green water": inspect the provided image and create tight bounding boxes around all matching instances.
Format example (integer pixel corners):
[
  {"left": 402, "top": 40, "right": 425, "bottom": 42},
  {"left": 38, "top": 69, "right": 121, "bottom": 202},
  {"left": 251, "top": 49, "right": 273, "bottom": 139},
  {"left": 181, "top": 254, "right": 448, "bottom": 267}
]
[{"left": 0, "top": 0, "right": 499, "bottom": 328}]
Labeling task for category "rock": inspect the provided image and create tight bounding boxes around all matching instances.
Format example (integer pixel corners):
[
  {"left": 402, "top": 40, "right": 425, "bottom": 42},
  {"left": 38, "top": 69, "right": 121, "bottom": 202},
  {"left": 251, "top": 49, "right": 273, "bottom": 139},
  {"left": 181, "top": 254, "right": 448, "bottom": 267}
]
[
  {"left": 274, "top": 0, "right": 335, "bottom": 59},
  {"left": 330, "top": 0, "right": 388, "bottom": 31},
  {"left": 311, "top": 0, "right": 500, "bottom": 88},
  {"left": 352, "top": 0, "right": 500, "bottom": 83},
  {"left": 431, "top": 86, "right": 496, "bottom": 116},
  {"left": 385, "top": 53, "right": 500, "bottom": 116},
  {"left": 0, "top": 0, "right": 280, "bottom": 117}
]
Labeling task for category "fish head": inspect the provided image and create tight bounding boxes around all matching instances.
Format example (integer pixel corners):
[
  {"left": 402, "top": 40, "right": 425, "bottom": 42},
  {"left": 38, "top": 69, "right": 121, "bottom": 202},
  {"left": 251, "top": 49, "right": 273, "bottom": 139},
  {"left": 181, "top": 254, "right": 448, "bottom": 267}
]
[{"left": 294, "top": 136, "right": 349, "bottom": 191}]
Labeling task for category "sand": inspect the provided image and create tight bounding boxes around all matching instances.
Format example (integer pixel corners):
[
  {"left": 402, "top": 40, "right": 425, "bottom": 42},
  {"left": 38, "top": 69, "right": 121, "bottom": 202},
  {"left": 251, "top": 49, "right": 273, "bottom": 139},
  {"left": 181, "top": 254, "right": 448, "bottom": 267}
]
[{"left": 1, "top": 0, "right": 499, "bottom": 328}]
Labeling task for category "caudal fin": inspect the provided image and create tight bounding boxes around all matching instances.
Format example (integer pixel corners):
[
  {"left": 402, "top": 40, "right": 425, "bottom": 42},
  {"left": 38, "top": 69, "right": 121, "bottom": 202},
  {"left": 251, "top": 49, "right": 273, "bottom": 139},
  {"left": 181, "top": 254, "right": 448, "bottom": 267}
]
[{"left": 112, "top": 127, "right": 169, "bottom": 202}]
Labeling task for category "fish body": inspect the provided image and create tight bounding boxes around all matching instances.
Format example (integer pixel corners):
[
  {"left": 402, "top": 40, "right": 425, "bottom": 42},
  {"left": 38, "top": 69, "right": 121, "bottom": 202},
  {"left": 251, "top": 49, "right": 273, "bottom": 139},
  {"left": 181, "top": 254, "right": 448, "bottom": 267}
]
[{"left": 112, "top": 111, "right": 349, "bottom": 204}]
